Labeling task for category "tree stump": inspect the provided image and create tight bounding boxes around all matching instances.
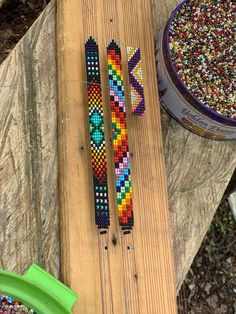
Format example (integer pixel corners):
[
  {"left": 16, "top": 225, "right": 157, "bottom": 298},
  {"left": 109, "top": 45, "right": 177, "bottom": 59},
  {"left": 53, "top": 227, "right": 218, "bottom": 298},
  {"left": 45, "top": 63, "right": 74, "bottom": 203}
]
[{"left": 0, "top": 0, "right": 235, "bottom": 295}]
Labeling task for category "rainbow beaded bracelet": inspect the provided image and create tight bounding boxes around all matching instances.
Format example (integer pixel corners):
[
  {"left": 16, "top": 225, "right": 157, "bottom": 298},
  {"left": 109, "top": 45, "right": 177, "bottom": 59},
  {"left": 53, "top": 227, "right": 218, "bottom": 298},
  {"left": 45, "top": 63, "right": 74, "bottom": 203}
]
[{"left": 107, "top": 40, "right": 134, "bottom": 231}]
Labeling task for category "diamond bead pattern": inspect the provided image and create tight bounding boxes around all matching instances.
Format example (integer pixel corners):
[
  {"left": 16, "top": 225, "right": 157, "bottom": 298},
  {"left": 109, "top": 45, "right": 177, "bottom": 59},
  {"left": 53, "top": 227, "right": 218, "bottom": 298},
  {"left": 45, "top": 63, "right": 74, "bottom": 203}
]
[{"left": 85, "top": 37, "right": 110, "bottom": 229}]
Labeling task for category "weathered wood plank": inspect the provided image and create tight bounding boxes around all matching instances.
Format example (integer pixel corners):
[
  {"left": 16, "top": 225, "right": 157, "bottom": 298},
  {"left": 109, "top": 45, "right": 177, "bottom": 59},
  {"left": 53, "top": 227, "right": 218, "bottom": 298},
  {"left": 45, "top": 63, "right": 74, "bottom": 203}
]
[
  {"left": 0, "top": 0, "right": 235, "bottom": 305},
  {"left": 0, "top": 2, "right": 59, "bottom": 277},
  {"left": 162, "top": 108, "right": 236, "bottom": 291},
  {"left": 57, "top": 0, "right": 177, "bottom": 312}
]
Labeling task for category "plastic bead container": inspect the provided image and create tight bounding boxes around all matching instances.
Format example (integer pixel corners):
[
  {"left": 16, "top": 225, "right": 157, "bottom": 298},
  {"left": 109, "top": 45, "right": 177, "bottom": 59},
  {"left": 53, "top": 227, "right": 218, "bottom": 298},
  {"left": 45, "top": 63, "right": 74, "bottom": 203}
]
[
  {"left": 0, "top": 264, "right": 77, "bottom": 314},
  {"left": 156, "top": 0, "right": 236, "bottom": 140}
]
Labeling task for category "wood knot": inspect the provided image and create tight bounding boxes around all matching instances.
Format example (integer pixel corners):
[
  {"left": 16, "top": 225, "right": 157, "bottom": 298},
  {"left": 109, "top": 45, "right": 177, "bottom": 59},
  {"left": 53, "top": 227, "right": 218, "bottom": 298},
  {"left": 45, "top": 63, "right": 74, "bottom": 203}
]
[{"left": 112, "top": 234, "right": 117, "bottom": 246}]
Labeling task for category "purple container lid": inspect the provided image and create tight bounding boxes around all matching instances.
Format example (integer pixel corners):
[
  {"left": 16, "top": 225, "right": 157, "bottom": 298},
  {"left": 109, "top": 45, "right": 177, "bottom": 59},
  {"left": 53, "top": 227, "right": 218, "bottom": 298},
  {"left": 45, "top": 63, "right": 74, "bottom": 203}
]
[{"left": 161, "top": 0, "right": 236, "bottom": 127}]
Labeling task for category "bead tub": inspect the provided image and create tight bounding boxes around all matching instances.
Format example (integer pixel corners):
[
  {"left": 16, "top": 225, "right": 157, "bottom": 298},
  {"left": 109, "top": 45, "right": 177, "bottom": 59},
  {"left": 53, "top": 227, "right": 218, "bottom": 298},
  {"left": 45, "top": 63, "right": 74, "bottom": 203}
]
[
  {"left": 156, "top": 0, "right": 236, "bottom": 140},
  {"left": 0, "top": 264, "right": 77, "bottom": 314}
]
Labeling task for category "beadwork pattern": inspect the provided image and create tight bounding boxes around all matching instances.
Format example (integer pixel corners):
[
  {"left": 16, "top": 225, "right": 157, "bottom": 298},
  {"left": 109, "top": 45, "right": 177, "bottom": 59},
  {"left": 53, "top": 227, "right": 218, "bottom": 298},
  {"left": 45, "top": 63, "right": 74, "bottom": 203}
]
[
  {"left": 107, "top": 40, "right": 134, "bottom": 231},
  {"left": 85, "top": 37, "right": 110, "bottom": 229},
  {"left": 127, "top": 47, "right": 145, "bottom": 116}
]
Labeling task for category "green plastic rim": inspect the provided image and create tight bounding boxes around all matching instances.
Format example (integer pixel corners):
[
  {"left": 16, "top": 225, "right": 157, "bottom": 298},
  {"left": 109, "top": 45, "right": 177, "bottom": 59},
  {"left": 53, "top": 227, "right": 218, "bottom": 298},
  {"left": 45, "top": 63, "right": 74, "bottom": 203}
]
[{"left": 0, "top": 264, "right": 77, "bottom": 314}]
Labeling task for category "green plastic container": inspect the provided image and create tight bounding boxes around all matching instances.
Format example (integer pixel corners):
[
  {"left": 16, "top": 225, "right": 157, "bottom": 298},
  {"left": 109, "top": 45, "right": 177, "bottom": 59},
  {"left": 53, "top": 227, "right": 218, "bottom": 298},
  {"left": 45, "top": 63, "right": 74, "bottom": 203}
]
[{"left": 0, "top": 264, "right": 77, "bottom": 314}]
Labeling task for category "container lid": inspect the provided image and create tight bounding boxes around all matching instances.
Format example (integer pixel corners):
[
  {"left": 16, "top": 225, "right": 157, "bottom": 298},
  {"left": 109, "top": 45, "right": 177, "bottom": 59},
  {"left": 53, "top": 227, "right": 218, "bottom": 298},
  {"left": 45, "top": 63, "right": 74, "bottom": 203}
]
[{"left": 0, "top": 264, "right": 77, "bottom": 314}]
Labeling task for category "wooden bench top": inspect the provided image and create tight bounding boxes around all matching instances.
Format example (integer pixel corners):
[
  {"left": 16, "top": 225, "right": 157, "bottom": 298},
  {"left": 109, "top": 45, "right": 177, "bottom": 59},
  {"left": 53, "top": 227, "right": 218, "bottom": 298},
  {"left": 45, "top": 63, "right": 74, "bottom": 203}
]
[{"left": 0, "top": 0, "right": 235, "bottom": 300}]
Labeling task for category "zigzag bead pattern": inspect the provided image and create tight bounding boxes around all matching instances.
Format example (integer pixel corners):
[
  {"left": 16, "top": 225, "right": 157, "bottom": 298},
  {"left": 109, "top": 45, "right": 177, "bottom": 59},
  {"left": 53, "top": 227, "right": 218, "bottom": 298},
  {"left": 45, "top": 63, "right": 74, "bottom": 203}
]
[
  {"left": 85, "top": 37, "right": 110, "bottom": 229},
  {"left": 107, "top": 40, "right": 134, "bottom": 231},
  {"left": 127, "top": 47, "right": 145, "bottom": 116}
]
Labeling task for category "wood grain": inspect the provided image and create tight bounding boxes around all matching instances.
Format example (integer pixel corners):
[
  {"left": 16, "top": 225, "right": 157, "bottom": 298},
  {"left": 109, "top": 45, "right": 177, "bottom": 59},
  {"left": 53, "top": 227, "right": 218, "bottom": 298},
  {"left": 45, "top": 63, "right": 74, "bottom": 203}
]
[
  {"left": 0, "top": 0, "right": 235, "bottom": 310},
  {"left": 0, "top": 2, "right": 59, "bottom": 276},
  {"left": 57, "top": 0, "right": 177, "bottom": 313}
]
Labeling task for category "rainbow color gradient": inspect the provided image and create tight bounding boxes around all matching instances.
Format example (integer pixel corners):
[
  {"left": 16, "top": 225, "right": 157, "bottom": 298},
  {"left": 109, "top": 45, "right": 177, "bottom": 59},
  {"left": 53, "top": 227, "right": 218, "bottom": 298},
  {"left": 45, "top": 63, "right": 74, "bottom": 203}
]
[{"left": 107, "top": 40, "right": 134, "bottom": 231}]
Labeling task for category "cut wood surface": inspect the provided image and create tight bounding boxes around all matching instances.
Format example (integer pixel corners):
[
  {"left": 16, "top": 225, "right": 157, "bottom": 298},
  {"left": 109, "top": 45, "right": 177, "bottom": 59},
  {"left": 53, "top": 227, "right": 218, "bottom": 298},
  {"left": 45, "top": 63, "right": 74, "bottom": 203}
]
[
  {"left": 0, "top": 2, "right": 59, "bottom": 276},
  {"left": 57, "top": 0, "right": 176, "bottom": 313},
  {"left": 0, "top": 0, "right": 235, "bottom": 312}
]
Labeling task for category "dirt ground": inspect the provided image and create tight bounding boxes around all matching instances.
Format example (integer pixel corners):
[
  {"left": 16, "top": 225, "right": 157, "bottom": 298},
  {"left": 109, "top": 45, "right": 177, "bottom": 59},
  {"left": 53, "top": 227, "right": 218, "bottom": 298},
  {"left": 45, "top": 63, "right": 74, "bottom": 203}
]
[
  {"left": 0, "top": 0, "right": 49, "bottom": 64},
  {"left": 178, "top": 182, "right": 236, "bottom": 313},
  {"left": 0, "top": 1, "right": 235, "bottom": 313}
]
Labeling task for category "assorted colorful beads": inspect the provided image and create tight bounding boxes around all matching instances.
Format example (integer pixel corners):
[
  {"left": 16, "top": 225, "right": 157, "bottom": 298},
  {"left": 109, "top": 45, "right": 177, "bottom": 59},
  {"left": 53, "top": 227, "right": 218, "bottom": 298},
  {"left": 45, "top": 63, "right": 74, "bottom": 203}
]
[
  {"left": 127, "top": 47, "right": 145, "bottom": 116},
  {"left": 85, "top": 37, "right": 110, "bottom": 229},
  {"left": 107, "top": 40, "right": 134, "bottom": 231},
  {"left": 0, "top": 293, "right": 35, "bottom": 313},
  {"left": 169, "top": 0, "right": 235, "bottom": 119}
]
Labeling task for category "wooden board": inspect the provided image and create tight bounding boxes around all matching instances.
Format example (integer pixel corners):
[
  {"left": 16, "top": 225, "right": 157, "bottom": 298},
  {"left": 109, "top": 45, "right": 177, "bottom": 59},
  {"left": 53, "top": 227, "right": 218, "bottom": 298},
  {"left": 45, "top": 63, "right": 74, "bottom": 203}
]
[
  {"left": 57, "top": 0, "right": 177, "bottom": 313},
  {"left": 0, "top": 0, "right": 236, "bottom": 309},
  {"left": 0, "top": 2, "right": 59, "bottom": 276}
]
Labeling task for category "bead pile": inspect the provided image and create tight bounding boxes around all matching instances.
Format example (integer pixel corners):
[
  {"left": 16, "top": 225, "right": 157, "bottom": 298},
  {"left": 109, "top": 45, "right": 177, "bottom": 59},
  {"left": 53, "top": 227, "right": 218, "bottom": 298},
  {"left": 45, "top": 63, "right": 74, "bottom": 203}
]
[
  {"left": 0, "top": 293, "right": 35, "bottom": 313},
  {"left": 169, "top": 0, "right": 236, "bottom": 119},
  {"left": 107, "top": 40, "right": 134, "bottom": 231}
]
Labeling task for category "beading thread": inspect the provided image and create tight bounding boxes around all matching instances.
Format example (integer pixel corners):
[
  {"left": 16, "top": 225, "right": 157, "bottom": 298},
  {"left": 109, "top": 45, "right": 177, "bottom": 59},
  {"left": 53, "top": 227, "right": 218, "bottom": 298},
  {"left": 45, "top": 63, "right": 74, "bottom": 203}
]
[
  {"left": 127, "top": 47, "right": 145, "bottom": 116},
  {"left": 107, "top": 40, "right": 134, "bottom": 231},
  {"left": 85, "top": 37, "right": 110, "bottom": 229}
]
